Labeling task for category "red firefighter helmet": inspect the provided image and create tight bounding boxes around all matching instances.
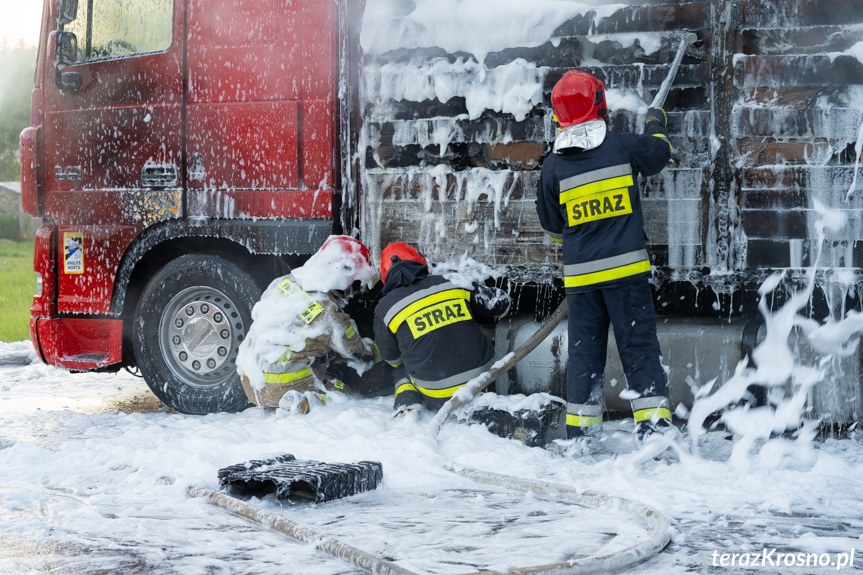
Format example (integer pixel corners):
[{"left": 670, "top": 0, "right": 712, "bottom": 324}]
[
  {"left": 380, "top": 243, "right": 427, "bottom": 284},
  {"left": 299, "top": 235, "right": 374, "bottom": 292},
  {"left": 551, "top": 71, "right": 608, "bottom": 128},
  {"left": 321, "top": 235, "right": 370, "bottom": 265}
]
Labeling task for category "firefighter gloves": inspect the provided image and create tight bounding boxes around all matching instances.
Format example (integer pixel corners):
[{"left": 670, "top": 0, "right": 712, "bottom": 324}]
[
  {"left": 645, "top": 107, "right": 669, "bottom": 137},
  {"left": 645, "top": 107, "right": 671, "bottom": 151}
]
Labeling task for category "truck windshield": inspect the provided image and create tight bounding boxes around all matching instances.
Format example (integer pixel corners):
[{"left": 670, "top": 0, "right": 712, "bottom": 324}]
[{"left": 64, "top": 0, "right": 173, "bottom": 61}]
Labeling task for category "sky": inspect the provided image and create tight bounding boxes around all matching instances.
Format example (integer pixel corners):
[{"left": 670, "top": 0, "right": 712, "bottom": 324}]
[{"left": 2, "top": 4, "right": 44, "bottom": 47}]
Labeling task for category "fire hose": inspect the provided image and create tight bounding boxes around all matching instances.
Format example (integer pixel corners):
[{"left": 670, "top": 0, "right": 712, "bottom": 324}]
[
  {"left": 189, "top": 464, "right": 671, "bottom": 575},
  {"left": 447, "top": 464, "right": 672, "bottom": 575},
  {"left": 428, "top": 298, "right": 569, "bottom": 436},
  {"left": 651, "top": 32, "right": 698, "bottom": 109}
]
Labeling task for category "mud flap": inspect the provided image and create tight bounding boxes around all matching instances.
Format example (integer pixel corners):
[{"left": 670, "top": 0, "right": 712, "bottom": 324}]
[
  {"left": 218, "top": 454, "right": 383, "bottom": 503},
  {"left": 467, "top": 399, "right": 566, "bottom": 447}
]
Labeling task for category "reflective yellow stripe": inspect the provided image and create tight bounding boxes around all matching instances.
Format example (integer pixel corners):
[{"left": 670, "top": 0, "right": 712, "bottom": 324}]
[
  {"left": 559, "top": 174, "right": 634, "bottom": 205},
  {"left": 263, "top": 367, "right": 312, "bottom": 384},
  {"left": 565, "top": 414, "right": 603, "bottom": 428},
  {"left": 543, "top": 228, "right": 563, "bottom": 243},
  {"left": 300, "top": 301, "right": 324, "bottom": 324},
  {"left": 396, "top": 381, "right": 419, "bottom": 396},
  {"left": 276, "top": 348, "right": 292, "bottom": 365},
  {"left": 565, "top": 259, "right": 651, "bottom": 288},
  {"left": 415, "top": 382, "right": 465, "bottom": 399},
  {"left": 634, "top": 407, "right": 672, "bottom": 423},
  {"left": 652, "top": 133, "right": 673, "bottom": 152},
  {"left": 277, "top": 279, "right": 324, "bottom": 324},
  {"left": 277, "top": 278, "right": 296, "bottom": 295},
  {"left": 388, "top": 289, "right": 471, "bottom": 333},
  {"left": 345, "top": 324, "right": 357, "bottom": 339}
]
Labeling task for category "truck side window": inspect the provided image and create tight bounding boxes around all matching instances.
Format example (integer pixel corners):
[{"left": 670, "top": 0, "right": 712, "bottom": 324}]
[{"left": 64, "top": 0, "right": 173, "bottom": 62}]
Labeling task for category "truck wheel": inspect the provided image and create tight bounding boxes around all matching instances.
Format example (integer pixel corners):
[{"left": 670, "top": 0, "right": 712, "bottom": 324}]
[{"left": 133, "top": 254, "right": 259, "bottom": 415}]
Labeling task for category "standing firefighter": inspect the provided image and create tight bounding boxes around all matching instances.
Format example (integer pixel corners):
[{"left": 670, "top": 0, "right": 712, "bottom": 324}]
[
  {"left": 373, "top": 243, "right": 511, "bottom": 416},
  {"left": 237, "top": 236, "right": 379, "bottom": 413},
  {"left": 535, "top": 70, "right": 675, "bottom": 444}
]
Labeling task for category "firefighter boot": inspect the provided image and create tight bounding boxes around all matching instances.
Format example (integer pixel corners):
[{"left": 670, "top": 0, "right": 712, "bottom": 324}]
[
  {"left": 392, "top": 377, "right": 424, "bottom": 419},
  {"left": 278, "top": 390, "right": 327, "bottom": 415},
  {"left": 632, "top": 396, "right": 678, "bottom": 444},
  {"left": 565, "top": 403, "right": 602, "bottom": 439},
  {"left": 392, "top": 403, "right": 424, "bottom": 420},
  {"left": 323, "top": 378, "right": 358, "bottom": 397},
  {"left": 279, "top": 378, "right": 357, "bottom": 415},
  {"left": 547, "top": 403, "right": 602, "bottom": 456},
  {"left": 636, "top": 417, "right": 682, "bottom": 446}
]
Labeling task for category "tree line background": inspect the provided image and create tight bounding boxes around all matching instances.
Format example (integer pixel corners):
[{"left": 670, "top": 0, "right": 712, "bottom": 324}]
[{"left": 0, "top": 42, "right": 37, "bottom": 181}]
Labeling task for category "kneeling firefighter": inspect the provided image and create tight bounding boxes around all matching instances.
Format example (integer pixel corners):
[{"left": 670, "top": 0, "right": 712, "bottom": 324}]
[
  {"left": 237, "top": 236, "right": 381, "bottom": 413},
  {"left": 373, "top": 243, "right": 511, "bottom": 415}
]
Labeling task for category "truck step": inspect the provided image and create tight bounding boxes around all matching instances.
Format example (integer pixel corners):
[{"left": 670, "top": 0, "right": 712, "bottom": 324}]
[{"left": 218, "top": 454, "right": 383, "bottom": 503}]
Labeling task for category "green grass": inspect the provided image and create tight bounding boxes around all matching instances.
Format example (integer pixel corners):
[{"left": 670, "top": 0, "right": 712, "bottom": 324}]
[{"left": 0, "top": 240, "right": 35, "bottom": 343}]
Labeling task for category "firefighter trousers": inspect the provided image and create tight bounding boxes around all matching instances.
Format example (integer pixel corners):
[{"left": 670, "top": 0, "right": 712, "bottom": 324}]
[
  {"left": 392, "top": 367, "right": 451, "bottom": 412},
  {"left": 566, "top": 279, "right": 667, "bottom": 411}
]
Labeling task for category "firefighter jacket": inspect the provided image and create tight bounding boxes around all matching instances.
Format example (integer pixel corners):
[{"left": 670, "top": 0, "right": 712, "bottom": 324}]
[
  {"left": 536, "top": 130, "right": 671, "bottom": 294},
  {"left": 373, "top": 262, "right": 510, "bottom": 400},
  {"left": 240, "top": 275, "right": 375, "bottom": 407}
]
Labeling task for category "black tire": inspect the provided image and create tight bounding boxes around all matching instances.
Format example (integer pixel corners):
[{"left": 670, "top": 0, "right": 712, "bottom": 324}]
[{"left": 133, "top": 254, "right": 259, "bottom": 414}]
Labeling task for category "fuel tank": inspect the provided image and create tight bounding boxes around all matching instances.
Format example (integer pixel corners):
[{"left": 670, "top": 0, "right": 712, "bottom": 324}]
[{"left": 495, "top": 316, "right": 862, "bottom": 425}]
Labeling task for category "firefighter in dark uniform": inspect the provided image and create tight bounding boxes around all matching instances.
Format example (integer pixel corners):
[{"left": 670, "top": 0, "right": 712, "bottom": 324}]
[
  {"left": 373, "top": 243, "right": 511, "bottom": 415},
  {"left": 535, "top": 70, "right": 674, "bottom": 443}
]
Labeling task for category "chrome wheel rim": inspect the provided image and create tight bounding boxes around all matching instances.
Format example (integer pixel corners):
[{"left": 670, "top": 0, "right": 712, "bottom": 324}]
[{"left": 159, "top": 286, "right": 245, "bottom": 388}]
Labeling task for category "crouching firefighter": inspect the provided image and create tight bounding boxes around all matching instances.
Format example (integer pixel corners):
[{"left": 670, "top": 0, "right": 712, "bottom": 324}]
[
  {"left": 535, "top": 70, "right": 675, "bottom": 444},
  {"left": 237, "top": 236, "right": 380, "bottom": 413},
  {"left": 373, "top": 243, "right": 511, "bottom": 416}
]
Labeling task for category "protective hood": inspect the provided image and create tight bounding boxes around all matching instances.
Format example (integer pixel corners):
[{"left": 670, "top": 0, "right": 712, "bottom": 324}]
[
  {"left": 381, "top": 260, "right": 429, "bottom": 295},
  {"left": 553, "top": 119, "right": 607, "bottom": 153}
]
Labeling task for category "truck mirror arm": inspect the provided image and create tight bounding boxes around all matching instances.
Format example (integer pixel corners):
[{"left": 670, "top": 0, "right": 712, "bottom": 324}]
[
  {"left": 55, "top": 68, "right": 82, "bottom": 95},
  {"left": 53, "top": 31, "right": 82, "bottom": 95}
]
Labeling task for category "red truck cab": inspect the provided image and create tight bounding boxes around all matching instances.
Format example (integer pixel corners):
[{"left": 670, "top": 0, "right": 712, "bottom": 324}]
[{"left": 21, "top": 0, "right": 347, "bottom": 414}]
